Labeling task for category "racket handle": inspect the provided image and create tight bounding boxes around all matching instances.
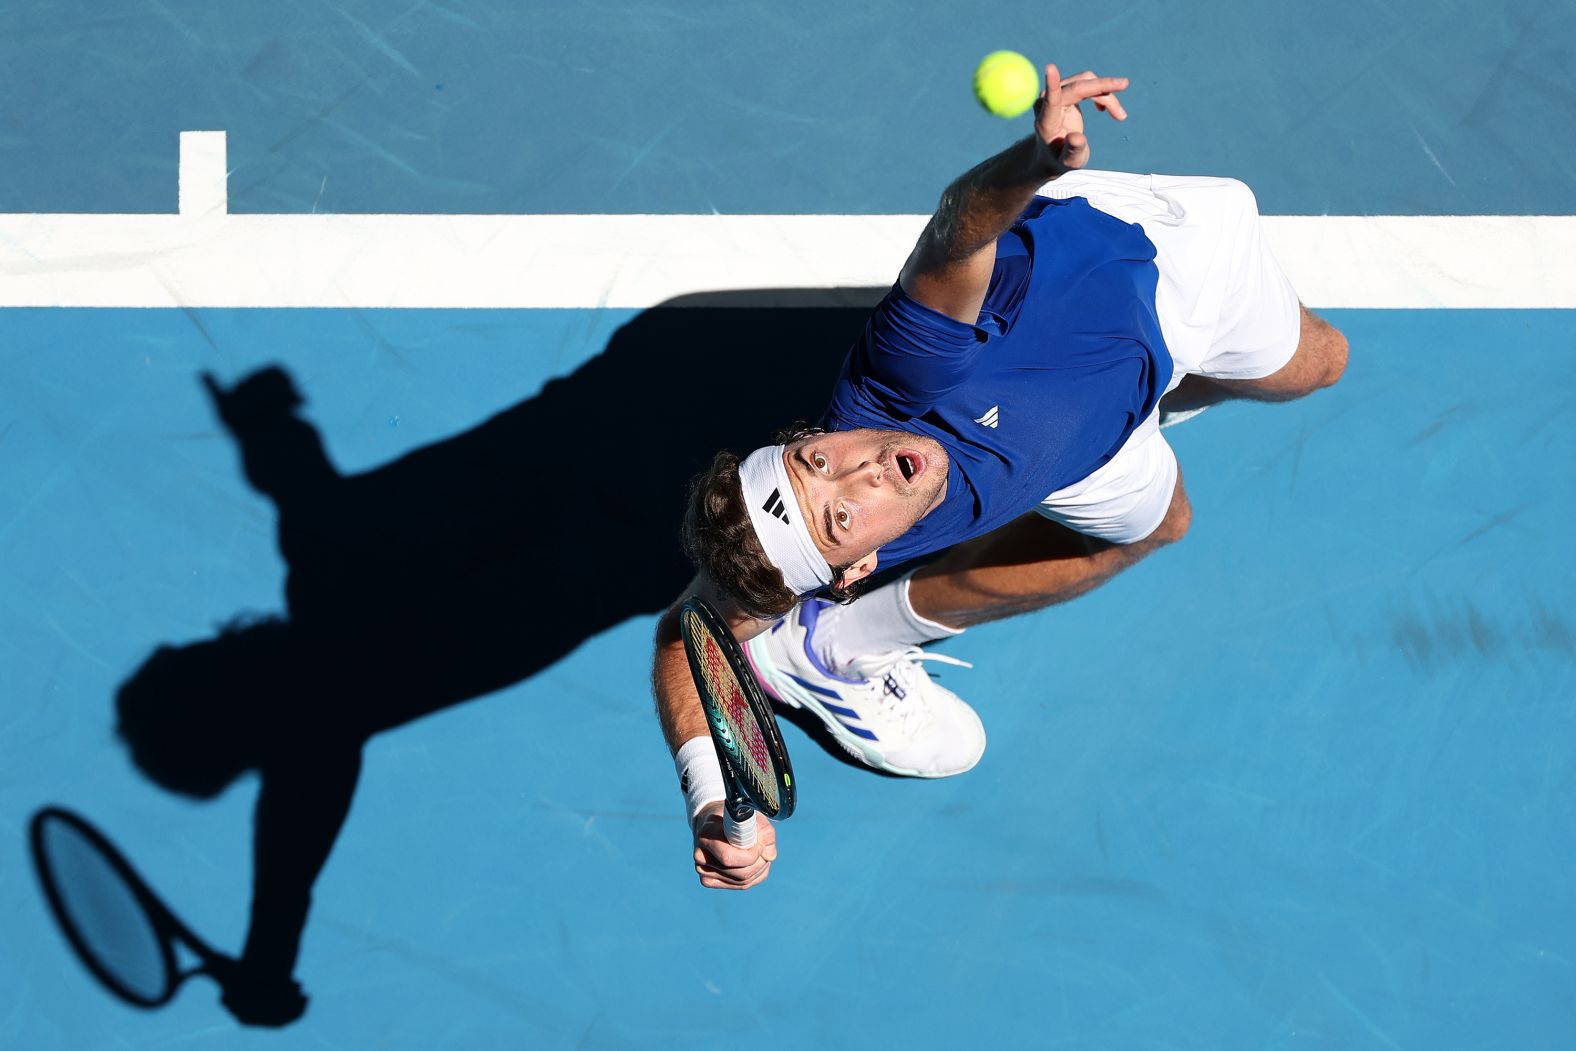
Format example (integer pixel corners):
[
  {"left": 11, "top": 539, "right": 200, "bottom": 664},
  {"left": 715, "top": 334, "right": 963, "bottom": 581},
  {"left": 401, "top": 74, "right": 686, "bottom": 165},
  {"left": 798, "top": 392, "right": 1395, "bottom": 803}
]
[{"left": 724, "top": 809, "right": 757, "bottom": 848}]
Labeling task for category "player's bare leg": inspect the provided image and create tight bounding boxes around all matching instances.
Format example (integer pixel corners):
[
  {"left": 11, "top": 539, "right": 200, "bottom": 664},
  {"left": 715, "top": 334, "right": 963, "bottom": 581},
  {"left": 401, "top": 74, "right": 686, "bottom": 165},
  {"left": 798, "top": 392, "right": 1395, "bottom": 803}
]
[
  {"left": 907, "top": 473, "right": 1192, "bottom": 629},
  {"left": 1159, "top": 305, "right": 1349, "bottom": 414}
]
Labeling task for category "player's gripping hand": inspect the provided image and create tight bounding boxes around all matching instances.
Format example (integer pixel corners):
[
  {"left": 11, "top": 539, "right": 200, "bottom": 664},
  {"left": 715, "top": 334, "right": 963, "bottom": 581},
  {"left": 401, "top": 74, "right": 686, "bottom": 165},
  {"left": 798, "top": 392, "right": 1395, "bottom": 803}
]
[
  {"left": 692, "top": 804, "right": 777, "bottom": 890},
  {"left": 1034, "top": 64, "right": 1128, "bottom": 174}
]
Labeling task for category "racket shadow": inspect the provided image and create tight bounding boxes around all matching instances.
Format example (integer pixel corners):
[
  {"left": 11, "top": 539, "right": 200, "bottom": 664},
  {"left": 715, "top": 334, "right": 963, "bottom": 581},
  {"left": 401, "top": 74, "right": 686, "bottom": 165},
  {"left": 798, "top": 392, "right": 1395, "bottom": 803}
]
[
  {"left": 28, "top": 806, "right": 306, "bottom": 1026},
  {"left": 106, "top": 287, "right": 886, "bottom": 1024}
]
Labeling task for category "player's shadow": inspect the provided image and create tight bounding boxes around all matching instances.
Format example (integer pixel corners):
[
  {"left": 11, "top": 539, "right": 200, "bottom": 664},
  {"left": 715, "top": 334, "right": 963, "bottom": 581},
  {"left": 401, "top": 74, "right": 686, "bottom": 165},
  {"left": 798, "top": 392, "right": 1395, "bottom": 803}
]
[{"left": 108, "top": 288, "right": 885, "bottom": 1026}]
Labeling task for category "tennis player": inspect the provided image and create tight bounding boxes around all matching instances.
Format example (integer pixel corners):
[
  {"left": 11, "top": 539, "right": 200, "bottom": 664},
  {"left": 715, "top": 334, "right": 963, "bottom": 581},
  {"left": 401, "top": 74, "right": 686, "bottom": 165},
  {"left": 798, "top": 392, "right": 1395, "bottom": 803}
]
[{"left": 657, "top": 65, "right": 1347, "bottom": 889}]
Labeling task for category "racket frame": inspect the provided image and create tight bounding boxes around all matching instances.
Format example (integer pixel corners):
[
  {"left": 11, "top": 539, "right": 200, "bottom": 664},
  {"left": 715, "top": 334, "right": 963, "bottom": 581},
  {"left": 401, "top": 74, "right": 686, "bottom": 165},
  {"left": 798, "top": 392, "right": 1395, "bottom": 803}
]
[
  {"left": 678, "top": 596, "right": 796, "bottom": 838},
  {"left": 29, "top": 807, "right": 218, "bottom": 1008}
]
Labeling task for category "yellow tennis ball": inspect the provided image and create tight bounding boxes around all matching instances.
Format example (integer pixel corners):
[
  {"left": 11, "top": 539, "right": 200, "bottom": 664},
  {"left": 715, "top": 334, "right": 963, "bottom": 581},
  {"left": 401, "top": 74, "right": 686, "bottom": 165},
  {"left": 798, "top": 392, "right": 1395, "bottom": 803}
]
[{"left": 973, "top": 50, "right": 1039, "bottom": 118}]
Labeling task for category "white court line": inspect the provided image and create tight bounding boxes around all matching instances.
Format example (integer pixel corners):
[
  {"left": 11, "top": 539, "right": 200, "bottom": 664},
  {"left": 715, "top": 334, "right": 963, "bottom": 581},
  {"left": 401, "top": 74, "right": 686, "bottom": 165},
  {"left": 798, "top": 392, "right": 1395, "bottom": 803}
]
[{"left": 1, "top": 131, "right": 1571, "bottom": 309}]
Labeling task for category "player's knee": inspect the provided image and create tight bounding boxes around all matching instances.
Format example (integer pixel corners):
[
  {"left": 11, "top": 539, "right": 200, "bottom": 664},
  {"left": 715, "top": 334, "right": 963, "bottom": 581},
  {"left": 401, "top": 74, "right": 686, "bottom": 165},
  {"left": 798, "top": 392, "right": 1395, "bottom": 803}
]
[
  {"left": 1148, "top": 482, "right": 1192, "bottom": 546},
  {"left": 1319, "top": 326, "right": 1349, "bottom": 389},
  {"left": 1297, "top": 311, "right": 1348, "bottom": 393}
]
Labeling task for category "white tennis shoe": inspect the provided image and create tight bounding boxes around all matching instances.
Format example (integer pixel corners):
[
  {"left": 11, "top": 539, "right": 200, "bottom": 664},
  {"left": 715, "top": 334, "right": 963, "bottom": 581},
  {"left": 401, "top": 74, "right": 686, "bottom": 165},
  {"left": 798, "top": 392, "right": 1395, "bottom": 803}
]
[{"left": 744, "top": 599, "right": 986, "bottom": 778}]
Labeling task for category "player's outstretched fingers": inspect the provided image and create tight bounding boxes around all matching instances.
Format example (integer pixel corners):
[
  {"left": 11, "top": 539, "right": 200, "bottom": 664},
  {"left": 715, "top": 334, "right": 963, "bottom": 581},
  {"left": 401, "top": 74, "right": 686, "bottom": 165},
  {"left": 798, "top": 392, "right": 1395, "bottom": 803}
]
[
  {"left": 1071, "top": 74, "right": 1134, "bottom": 121},
  {"left": 1064, "top": 75, "right": 1128, "bottom": 117},
  {"left": 1061, "top": 69, "right": 1099, "bottom": 91}
]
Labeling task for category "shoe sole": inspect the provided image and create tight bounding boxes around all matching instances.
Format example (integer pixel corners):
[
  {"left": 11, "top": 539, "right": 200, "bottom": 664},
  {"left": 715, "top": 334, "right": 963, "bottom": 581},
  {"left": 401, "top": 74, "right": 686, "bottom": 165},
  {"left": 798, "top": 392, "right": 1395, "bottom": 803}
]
[
  {"left": 1159, "top": 404, "right": 1210, "bottom": 430},
  {"left": 744, "top": 641, "right": 953, "bottom": 779}
]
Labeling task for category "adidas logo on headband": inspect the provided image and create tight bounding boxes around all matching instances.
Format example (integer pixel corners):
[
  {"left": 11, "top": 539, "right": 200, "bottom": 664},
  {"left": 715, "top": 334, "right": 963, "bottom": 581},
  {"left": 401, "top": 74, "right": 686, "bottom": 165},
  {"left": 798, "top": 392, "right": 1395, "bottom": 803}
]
[
  {"left": 738, "top": 447, "right": 832, "bottom": 595},
  {"left": 762, "top": 488, "right": 790, "bottom": 524}
]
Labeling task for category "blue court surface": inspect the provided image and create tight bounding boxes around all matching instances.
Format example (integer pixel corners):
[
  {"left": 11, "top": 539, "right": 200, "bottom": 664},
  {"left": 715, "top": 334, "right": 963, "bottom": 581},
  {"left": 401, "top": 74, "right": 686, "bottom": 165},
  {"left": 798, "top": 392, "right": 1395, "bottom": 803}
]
[{"left": 3, "top": 3, "right": 1575, "bottom": 1049}]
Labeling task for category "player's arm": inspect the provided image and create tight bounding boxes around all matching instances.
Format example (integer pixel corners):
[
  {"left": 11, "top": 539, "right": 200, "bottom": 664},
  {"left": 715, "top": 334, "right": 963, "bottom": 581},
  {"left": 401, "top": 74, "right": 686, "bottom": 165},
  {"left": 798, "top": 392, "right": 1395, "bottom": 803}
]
[
  {"left": 653, "top": 575, "right": 778, "bottom": 889},
  {"left": 654, "top": 575, "right": 772, "bottom": 750},
  {"left": 900, "top": 65, "right": 1128, "bottom": 323}
]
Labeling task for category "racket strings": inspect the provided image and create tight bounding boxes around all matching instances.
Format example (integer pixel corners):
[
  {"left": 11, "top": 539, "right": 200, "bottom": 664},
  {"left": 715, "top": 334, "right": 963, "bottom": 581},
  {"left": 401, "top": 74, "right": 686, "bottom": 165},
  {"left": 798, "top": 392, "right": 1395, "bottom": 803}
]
[
  {"left": 37, "top": 815, "right": 173, "bottom": 1004},
  {"left": 688, "top": 621, "right": 780, "bottom": 811}
]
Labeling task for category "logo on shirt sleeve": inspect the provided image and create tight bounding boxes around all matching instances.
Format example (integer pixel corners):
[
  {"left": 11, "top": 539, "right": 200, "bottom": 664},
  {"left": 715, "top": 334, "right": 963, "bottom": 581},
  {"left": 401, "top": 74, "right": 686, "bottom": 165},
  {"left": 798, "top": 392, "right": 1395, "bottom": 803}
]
[{"left": 974, "top": 405, "right": 1000, "bottom": 429}]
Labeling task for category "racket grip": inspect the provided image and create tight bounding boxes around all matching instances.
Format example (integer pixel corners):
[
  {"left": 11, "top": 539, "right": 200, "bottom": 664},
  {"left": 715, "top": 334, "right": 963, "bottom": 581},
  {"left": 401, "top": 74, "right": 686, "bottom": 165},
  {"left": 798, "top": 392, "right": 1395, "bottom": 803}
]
[{"left": 724, "top": 810, "right": 757, "bottom": 848}]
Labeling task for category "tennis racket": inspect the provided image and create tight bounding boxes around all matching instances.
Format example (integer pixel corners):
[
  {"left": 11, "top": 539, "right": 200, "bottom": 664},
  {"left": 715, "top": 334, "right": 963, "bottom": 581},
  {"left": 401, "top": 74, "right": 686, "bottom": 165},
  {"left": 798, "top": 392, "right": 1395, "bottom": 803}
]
[
  {"left": 29, "top": 807, "right": 232, "bottom": 1009},
  {"left": 678, "top": 596, "right": 796, "bottom": 848}
]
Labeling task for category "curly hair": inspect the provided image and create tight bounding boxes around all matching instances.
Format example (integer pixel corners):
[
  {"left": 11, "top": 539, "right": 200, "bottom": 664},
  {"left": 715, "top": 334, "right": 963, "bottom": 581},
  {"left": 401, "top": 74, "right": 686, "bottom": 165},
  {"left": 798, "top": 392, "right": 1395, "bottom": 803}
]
[{"left": 682, "top": 429, "right": 863, "bottom": 619}]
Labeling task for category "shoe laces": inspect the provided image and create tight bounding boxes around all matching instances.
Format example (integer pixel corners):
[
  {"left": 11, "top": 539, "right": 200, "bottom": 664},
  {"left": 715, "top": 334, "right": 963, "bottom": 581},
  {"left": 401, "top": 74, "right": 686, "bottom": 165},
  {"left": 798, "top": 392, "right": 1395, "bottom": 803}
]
[{"left": 845, "top": 647, "right": 973, "bottom": 736}]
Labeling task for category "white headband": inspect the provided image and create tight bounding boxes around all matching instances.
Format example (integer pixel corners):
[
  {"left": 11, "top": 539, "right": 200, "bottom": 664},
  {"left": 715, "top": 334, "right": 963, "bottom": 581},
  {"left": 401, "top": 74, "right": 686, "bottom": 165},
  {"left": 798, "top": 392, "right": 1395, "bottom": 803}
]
[{"left": 738, "top": 445, "right": 833, "bottom": 596}]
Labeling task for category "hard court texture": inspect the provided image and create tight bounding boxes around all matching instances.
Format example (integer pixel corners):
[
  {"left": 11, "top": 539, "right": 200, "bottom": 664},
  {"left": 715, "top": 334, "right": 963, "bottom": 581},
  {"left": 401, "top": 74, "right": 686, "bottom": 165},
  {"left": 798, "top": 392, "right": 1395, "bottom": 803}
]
[{"left": 2, "top": 2, "right": 1573, "bottom": 1048}]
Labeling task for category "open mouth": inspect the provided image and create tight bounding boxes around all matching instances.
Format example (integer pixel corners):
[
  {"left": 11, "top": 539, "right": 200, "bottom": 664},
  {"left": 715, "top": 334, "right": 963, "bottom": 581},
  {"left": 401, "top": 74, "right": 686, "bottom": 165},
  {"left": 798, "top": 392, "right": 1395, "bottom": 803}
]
[{"left": 896, "top": 451, "right": 922, "bottom": 482}]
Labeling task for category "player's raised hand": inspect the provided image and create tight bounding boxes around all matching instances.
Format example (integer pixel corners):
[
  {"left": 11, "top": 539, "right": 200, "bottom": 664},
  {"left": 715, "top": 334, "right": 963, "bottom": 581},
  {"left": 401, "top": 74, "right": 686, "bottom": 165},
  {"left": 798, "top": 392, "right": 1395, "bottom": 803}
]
[
  {"left": 693, "top": 805, "right": 777, "bottom": 890},
  {"left": 1034, "top": 64, "right": 1128, "bottom": 173}
]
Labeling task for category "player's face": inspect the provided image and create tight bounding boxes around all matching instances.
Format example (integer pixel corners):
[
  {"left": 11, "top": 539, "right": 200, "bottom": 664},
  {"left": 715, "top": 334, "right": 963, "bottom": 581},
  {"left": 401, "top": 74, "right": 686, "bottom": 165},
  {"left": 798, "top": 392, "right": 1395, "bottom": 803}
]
[{"left": 782, "top": 429, "right": 948, "bottom": 566}]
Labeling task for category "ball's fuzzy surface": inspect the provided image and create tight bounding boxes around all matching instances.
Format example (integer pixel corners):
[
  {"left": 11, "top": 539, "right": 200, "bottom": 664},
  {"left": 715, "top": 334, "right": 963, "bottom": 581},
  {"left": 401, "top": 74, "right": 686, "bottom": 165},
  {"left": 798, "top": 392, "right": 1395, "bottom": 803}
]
[{"left": 973, "top": 50, "right": 1039, "bottom": 118}]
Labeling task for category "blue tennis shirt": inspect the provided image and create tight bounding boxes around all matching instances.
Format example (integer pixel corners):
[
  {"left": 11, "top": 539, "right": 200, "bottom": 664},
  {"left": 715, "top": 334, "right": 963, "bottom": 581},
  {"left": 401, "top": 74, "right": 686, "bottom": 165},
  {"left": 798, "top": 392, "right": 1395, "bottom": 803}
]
[{"left": 822, "top": 193, "right": 1174, "bottom": 568}]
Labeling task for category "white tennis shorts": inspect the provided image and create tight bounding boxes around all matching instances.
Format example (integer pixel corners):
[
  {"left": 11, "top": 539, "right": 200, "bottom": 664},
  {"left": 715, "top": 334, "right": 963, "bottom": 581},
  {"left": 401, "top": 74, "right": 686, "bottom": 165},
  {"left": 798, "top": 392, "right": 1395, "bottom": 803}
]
[{"left": 1030, "top": 171, "right": 1302, "bottom": 543}]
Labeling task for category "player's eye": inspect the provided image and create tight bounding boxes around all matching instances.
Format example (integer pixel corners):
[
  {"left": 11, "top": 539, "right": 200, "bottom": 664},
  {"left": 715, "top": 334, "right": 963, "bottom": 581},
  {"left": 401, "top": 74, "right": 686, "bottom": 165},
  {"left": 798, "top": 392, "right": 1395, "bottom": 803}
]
[
  {"left": 812, "top": 453, "right": 828, "bottom": 471},
  {"left": 835, "top": 506, "right": 850, "bottom": 528}
]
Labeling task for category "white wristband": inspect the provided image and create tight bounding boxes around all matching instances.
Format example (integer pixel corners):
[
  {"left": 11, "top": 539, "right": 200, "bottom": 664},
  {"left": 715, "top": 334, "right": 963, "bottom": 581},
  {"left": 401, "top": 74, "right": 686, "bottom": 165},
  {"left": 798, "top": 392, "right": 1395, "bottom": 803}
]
[{"left": 674, "top": 737, "right": 727, "bottom": 827}]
